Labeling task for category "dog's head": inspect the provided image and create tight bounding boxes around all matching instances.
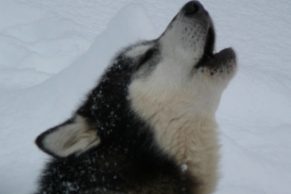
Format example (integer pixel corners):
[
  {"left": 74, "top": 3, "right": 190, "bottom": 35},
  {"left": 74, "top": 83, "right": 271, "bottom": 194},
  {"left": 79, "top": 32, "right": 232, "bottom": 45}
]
[
  {"left": 129, "top": 1, "right": 237, "bottom": 118},
  {"left": 35, "top": 1, "right": 236, "bottom": 158}
]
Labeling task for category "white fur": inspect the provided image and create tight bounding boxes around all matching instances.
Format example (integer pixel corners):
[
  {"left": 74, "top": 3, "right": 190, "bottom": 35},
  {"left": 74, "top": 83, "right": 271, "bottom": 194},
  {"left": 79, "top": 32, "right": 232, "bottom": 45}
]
[
  {"left": 129, "top": 70, "right": 220, "bottom": 194},
  {"left": 42, "top": 115, "right": 100, "bottom": 157},
  {"left": 128, "top": 10, "right": 235, "bottom": 194},
  {"left": 160, "top": 13, "right": 208, "bottom": 67}
]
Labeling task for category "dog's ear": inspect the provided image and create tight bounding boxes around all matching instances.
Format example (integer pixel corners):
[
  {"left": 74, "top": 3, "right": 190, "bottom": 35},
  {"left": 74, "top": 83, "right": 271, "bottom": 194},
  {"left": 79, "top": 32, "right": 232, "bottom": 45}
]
[{"left": 35, "top": 115, "right": 100, "bottom": 158}]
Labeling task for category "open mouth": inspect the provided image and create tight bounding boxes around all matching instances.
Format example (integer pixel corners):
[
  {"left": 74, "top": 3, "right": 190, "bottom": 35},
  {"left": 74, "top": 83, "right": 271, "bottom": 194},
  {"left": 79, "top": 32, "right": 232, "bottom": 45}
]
[
  {"left": 195, "top": 24, "right": 236, "bottom": 69},
  {"left": 180, "top": 1, "right": 236, "bottom": 69}
]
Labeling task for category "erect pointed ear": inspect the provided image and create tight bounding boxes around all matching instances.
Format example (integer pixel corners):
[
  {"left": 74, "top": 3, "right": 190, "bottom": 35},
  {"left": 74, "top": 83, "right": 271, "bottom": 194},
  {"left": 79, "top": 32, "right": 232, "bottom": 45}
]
[{"left": 35, "top": 115, "right": 100, "bottom": 158}]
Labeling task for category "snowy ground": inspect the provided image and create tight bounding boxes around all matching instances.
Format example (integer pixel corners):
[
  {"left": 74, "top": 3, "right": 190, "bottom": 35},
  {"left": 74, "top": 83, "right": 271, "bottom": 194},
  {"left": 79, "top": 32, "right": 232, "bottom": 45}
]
[{"left": 0, "top": 0, "right": 290, "bottom": 194}]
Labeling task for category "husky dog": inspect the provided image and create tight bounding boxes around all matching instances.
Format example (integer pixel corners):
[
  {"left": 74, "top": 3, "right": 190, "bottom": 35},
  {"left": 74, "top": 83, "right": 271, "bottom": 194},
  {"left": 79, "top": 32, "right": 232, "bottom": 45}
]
[{"left": 35, "top": 1, "right": 236, "bottom": 194}]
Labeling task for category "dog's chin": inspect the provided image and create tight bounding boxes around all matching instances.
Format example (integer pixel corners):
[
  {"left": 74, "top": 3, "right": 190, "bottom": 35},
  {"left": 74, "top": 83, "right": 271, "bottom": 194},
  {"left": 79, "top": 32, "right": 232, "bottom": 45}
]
[{"left": 206, "top": 48, "right": 236, "bottom": 68}]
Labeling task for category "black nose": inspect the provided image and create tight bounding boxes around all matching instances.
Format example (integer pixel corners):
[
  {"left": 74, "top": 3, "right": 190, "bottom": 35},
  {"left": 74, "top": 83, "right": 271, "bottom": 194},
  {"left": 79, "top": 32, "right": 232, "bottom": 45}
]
[{"left": 183, "top": 1, "right": 204, "bottom": 16}]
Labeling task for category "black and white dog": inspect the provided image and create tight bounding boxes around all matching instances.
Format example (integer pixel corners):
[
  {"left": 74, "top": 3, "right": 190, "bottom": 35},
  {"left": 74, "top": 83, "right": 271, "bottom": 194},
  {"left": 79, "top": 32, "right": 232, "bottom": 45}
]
[{"left": 35, "top": 1, "right": 236, "bottom": 194}]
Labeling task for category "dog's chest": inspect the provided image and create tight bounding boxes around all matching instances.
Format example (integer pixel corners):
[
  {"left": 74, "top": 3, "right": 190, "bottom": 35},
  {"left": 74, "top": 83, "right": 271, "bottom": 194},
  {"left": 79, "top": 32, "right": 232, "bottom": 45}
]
[{"left": 129, "top": 89, "right": 219, "bottom": 177}]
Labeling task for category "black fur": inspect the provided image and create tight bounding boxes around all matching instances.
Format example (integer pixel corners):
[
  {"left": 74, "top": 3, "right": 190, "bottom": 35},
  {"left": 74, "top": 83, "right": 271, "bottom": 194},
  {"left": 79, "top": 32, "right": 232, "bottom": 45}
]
[{"left": 35, "top": 46, "right": 197, "bottom": 194}]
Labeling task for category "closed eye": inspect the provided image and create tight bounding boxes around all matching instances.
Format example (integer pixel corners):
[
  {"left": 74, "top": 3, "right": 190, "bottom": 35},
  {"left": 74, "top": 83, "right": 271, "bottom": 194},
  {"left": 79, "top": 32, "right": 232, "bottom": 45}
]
[{"left": 136, "top": 48, "right": 157, "bottom": 70}]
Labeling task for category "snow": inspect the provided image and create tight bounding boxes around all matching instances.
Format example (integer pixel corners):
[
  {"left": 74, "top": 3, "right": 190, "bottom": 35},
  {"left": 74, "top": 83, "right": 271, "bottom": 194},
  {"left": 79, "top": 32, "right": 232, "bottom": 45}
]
[{"left": 0, "top": 0, "right": 290, "bottom": 194}]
